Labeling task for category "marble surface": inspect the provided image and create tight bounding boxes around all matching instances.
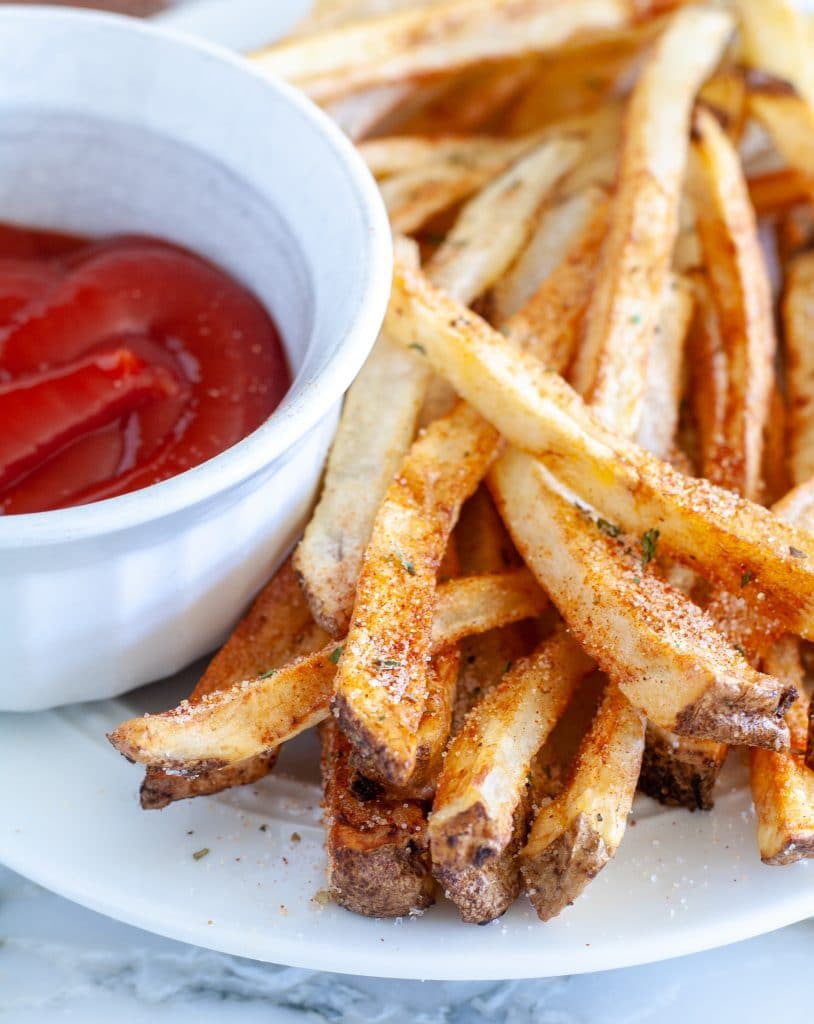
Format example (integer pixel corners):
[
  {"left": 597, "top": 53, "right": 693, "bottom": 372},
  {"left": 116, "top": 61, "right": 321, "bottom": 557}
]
[{"left": 1, "top": 864, "right": 813, "bottom": 1021}]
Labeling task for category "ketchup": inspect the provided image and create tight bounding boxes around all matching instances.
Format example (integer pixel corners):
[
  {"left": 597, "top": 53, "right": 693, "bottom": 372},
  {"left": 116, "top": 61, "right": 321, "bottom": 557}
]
[{"left": 0, "top": 225, "right": 290, "bottom": 514}]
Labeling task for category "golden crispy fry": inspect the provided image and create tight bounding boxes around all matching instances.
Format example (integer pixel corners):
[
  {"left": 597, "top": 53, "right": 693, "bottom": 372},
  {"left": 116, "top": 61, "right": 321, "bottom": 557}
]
[
  {"left": 430, "top": 630, "right": 592, "bottom": 923},
  {"left": 748, "top": 168, "right": 809, "bottom": 217},
  {"left": 294, "top": 335, "right": 428, "bottom": 637},
  {"left": 504, "top": 30, "right": 651, "bottom": 136},
  {"left": 385, "top": 258, "right": 814, "bottom": 639},
  {"left": 253, "top": 0, "right": 674, "bottom": 104},
  {"left": 698, "top": 69, "right": 747, "bottom": 141},
  {"left": 380, "top": 135, "right": 541, "bottom": 234},
  {"left": 360, "top": 134, "right": 518, "bottom": 179},
  {"left": 635, "top": 273, "right": 694, "bottom": 460},
  {"left": 334, "top": 402, "right": 501, "bottom": 786},
  {"left": 321, "top": 721, "right": 434, "bottom": 917},
  {"left": 398, "top": 57, "right": 541, "bottom": 136},
  {"left": 141, "top": 558, "right": 328, "bottom": 810},
  {"left": 351, "top": 644, "right": 460, "bottom": 800},
  {"left": 783, "top": 252, "right": 814, "bottom": 487},
  {"left": 570, "top": 6, "right": 733, "bottom": 437},
  {"left": 747, "top": 88, "right": 814, "bottom": 202},
  {"left": 426, "top": 137, "right": 583, "bottom": 304},
  {"left": 490, "top": 449, "right": 794, "bottom": 746},
  {"left": 750, "top": 636, "right": 814, "bottom": 865},
  {"left": 736, "top": 0, "right": 814, "bottom": 111},
  {"left": 519, "top": 682, "right": 645, "bottom": 920},
  {"left": 108, "top": 568, "right": 544, "bottom": 772},
  {"left": 501, "top": 188, "right": 610, "bottom": 372},
  {"left": 492, "top": 186, "right": 606, "bottom": 329},
  {"left": 690, "top": 107, "right": 776, "bottom": 501}
]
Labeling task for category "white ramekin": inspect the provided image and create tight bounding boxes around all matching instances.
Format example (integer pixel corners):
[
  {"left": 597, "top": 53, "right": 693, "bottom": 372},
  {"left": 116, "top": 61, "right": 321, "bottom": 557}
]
[{"left": 0, "top": 6, "right": 391, "bottom": 711}]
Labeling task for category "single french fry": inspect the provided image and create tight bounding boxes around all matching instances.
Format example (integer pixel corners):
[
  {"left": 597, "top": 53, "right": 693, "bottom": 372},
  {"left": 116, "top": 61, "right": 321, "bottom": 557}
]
[
  {"left": 294, "top": 335, "right": 428, "bottom": 637},
  {"left": 385, "top": 258, "right": 814, "bottom": 639},
  {"left": 252, "top": 0, "right": 675, "bottom": 104},
  {"left": 426, "top": 137, "right": 583, "bottom": 305},
  {"left": 748, "top": 88, "right": 814, "bottom": 203},
  {"left": 570, "top": 6, "right": 733, "bottom": 437},
  {"left": 635, "top": 273, "right": 694, "bottom": 460},
  {"left": 519, "top": 682, "right": 645, "bottom": 920},
  {"left": 491, "top": 186, "right": 607, "bottom": 328},
  {"left": 689, "top": 107, "right": 776, "bottom": 502},
  {"left": 430, "top": 630, "right": 593, "bottom": 923},
  {"left": 501, "top": 188, "right": 610, "bottom": 372},
  {"left": 380, "top": 135, "right": 542, "bottom": 234},
  {"left": 108, "top": 568, "right": 545, "bottom": 773},
  {"left": 783, "top": 252, "right": 814, "bottom": 487},
  {"left": 736, "top": 0, "right": 814, "bottom": 112},
  {"left": 504, "top": 30, "right": 651, "bottom": 136},
  {"left": 489, "top": 448, "right": 795, "bottom": 747},
  {"left": 748, "top": 168, "right": 809, "bottom": 217},
  {"left": 141, "top": 557, "right": 328, "bottom": 810},
  {"left": 751, "top": 636, "right": 814, "bottom": 865},
  {"left": 333, "top": 402, "right": 501, "bottom": 786},
  {"left": 321, "top": 720, "right": 434, "bottom": 917}
]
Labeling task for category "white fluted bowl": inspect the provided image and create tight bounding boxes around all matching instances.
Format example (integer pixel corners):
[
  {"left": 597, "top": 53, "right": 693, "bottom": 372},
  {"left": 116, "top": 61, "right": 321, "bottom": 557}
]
[{"left": 0, "top": 6, "right": 391, "bottom": 711}]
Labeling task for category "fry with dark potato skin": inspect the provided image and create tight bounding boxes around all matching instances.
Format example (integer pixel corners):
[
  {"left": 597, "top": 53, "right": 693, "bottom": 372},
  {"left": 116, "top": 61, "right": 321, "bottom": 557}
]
[
  {"left": 489, "top": 448, "right": 795, "bottom": 749},
  {"left": 430, "top": 629, "right": 593, "bottom": 923},
  {"left": 321, "top": 720, "right": 435, "bottom": 917},
  {"left": 519, "top": 682, "right": 645, "bottom": 920},
  {"left": 141, "top": 557, "right": 328, "bottom": 810}
]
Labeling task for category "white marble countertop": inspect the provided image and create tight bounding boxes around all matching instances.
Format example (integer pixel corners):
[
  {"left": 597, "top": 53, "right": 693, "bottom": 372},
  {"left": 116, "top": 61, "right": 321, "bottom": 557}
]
[{"left": 2, "top": 863, "right": 813, "bottom": 1022}]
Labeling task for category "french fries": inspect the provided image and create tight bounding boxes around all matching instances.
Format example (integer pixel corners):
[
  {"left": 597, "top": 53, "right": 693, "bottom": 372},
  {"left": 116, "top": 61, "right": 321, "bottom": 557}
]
[
  {"left": 496, "top": 186, "right": 609, "bottom": 343},
  {"left": 333, "top": 403, "right": 501, "bottom": 786},
  {"left": 109, "top": 568, "right": 543, "bottom": 772},
  {"left": 690, "top": 107, "right": 776, "bottom": 502},
  {"left": 519, "top": 682, "right": 645, "bottom": 920},
  {"left": 783, "top": 252, "right": 814, "bottom": 487},
  {"left": 321, "top": 720, "right": 435, "bottom": 916},
  {"left": 430, "top": 630, "right": 592, "bottom": 923},
  {"left": 385, "top": 258, "right": 814, "bottom": 640},
  {"left": 489, "top": 448, "right": 794, "bottom": 748},
  {"left": 426, "top": 137, "right": 583, "bottom": 305},
  {"left": 110, "top": 3, "right": 814, "bottom": 927},
  {"left": 294, "top": 334, "right": 428, "bottom": 637},
  {"left": 253, "top": 0, "right": 675, "bottom": 104},
  {"left": 570, "top": 6, "right": 733, "bottom": 437},
  {"left": 141, "top": 557, "right": 327, "bottom": 810}
]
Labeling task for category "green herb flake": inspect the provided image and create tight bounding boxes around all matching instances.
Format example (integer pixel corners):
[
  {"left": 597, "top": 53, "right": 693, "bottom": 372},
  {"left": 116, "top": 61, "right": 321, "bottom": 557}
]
[
  {"left": 408, "top": 342, "right": 427, "bottom": 355},
  {"left": 641, "top": 528, "right": 660, "bottom": 565},
  {"left": 192, "top": 848, "right": 210, "bottom": 861},
  {"left": 734, "top": 644, "right": 746, "bottom": 657},
  {"left": 329, "top": 645, "right": 343, "bottom": 665},
  {"left": 258, "top": 668, "right": 277, "bottom": 680},
  {"left": 374, "top": 658, "right": 402, "bottom": 670},
  {"left": 632, "top": 575, "right": 642, "bottom": 584},
  {"left": 597, "top": 518, "right": 622, "bottom": 538},
  {"left": 741, "top": 571, "right": 754, "bottom": 588},
  {"left": 503, "top": 661, "right": 514, "bottom": 674},
  {"left": 393, "top": 544, "right": 416, "bottom": 576},
  {"left": 790, "top": 546, "right": 808, "bottom": 560},
  {"left": 259, "top": 824, "right": 268, "bottom": 832},
  {"left": 629, "top": 313, "right": 642, "bottom": 325}
]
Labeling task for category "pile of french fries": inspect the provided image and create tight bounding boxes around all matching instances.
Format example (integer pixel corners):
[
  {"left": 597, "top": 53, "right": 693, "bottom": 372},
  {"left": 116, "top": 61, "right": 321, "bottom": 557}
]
[{"left": 110, "top": 0, "right": 814, "bottom": 922}]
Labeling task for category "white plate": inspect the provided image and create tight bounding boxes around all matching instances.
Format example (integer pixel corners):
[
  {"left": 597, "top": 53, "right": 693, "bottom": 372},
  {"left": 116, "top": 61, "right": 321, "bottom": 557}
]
[{"left": 2, "top": 667, "right": 814, "bottom": 981}]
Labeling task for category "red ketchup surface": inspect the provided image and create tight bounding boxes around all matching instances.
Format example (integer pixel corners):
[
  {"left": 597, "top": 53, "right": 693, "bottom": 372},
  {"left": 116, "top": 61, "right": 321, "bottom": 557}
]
[{"left": 0, "top": 225, "right": 290, "bottom": 514}]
